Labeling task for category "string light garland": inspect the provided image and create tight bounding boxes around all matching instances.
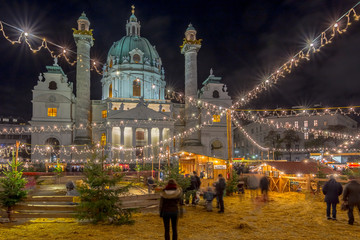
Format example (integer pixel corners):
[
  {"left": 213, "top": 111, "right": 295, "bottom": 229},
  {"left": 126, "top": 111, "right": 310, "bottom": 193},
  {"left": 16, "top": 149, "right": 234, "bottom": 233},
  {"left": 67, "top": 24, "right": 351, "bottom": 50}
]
[
  {"left": 231, "top": 1, "right": 360, "bottom": 109},
  {"left": 231, "top": 116, "right": 358, "bottom": 154},
  {"left": 0, "top": 20, "right": 97, "bottom": 69},
  {"left": 233, "top": 112, "right": 358, "bottom": 140}
]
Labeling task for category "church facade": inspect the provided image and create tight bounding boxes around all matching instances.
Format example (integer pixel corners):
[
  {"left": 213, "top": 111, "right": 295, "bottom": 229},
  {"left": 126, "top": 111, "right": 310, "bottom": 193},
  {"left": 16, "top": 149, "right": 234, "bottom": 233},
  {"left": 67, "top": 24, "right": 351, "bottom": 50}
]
[{"left": 30, "top": 9, "right": 232, "bottom": 164}]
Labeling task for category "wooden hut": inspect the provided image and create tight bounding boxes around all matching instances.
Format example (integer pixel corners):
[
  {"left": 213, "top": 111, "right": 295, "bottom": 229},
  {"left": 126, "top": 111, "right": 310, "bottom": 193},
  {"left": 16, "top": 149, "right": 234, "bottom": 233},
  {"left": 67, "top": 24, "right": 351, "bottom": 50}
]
[
  {"left": 254, "top": 161, "right": 335, "bottom": 192},
  {"left": 176, "top": 152, "right": 228, "bottom": 188}
]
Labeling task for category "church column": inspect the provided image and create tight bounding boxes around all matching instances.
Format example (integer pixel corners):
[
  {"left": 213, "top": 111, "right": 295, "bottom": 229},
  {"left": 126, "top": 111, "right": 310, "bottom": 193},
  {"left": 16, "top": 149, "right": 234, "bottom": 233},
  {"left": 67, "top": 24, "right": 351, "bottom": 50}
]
[
  {"left": 169, "top": 128, "right": 174, "bottom": 154},
  {"left": 120, "top": 126, "right": 125, "bottom": 161},
  {"left": 73, "top": 12, "right": 94, "bottom": 144},
  {"left": 147, "top": 128, "right": 152, "bottom": 158},
  {"left": 181, "top": 24, "right": 202, "bottom": 146},
  {"left": 107, "top": 127, "right": 113, "bottom": 162},
  {"left": 159, "top": 127, "right": 163, "bottom": 150},
  {"left": 132, "top": 127, "right": 137, "bottom": 161}
]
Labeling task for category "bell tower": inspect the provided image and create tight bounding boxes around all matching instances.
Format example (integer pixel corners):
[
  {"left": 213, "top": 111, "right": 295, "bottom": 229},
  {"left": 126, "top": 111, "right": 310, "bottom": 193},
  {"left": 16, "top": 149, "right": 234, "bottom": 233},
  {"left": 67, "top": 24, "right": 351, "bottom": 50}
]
[
  {"left": 73, "top": 12, "right": 94, "bottom": 144},
  {"left": 181, "top": 23, "right": 202, "bottom": 147}
]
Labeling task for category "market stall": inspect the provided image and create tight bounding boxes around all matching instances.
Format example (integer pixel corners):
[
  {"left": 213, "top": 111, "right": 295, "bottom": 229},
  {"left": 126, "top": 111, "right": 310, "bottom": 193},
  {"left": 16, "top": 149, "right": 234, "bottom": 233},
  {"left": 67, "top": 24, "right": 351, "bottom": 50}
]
[{"left": 176, "top": 152, "right": 228, "bottom": 188}]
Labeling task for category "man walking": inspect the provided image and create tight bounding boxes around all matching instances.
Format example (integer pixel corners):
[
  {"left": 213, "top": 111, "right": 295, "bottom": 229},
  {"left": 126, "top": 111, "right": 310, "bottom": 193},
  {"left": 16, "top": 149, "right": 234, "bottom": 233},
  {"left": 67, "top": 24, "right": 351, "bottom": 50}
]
[
  {"left": 343, "top": 176, "right": 360, "bottom": 225},
  {"left": 215, "top": 174, "right": 226, "bottom": 213},
  {"left": 322, "top": 175, "right": 343, "bottom": 220}
]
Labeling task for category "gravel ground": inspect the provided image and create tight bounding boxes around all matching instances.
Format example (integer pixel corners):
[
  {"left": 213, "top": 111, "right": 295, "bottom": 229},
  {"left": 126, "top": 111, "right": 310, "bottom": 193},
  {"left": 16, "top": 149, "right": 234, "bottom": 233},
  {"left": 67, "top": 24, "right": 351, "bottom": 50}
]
[{"left": 0, "top": 192, "right": 359, "bottom": 240}]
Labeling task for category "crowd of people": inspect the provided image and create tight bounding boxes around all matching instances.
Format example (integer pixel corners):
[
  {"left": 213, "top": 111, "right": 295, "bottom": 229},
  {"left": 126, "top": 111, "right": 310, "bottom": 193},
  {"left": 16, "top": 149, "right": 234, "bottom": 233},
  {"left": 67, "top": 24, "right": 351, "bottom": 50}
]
[
  {"left": 322, "top": 175, "right": 360, "bottom": 225},
  {"left": 158, "top": 172, "right": 360, "bottom": 239}
]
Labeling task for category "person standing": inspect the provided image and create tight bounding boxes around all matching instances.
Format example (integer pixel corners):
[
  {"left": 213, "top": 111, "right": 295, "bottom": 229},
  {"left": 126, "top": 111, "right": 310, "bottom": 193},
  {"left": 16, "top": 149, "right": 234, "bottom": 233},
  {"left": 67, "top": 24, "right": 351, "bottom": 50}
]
[
  {"left": 342, "top": 176, "right": 360, "bottom": 225},
  {"left": 259, "top": 175, "right": 269, "bottom": 202},
  {"left": 247, "top": 174, "right": 260, "bottom": 200},
  {"left": 215, "top": 174, "right": 226, "bottom": 213},
  {"left": 322, "top": 175, "right": 343, "bottom": 220},
  {"left": 147, "top": 176, "right": 155, "bottom": 194},
  {"left": 159, "top": 179, "right": 182, "bottom": 240}
]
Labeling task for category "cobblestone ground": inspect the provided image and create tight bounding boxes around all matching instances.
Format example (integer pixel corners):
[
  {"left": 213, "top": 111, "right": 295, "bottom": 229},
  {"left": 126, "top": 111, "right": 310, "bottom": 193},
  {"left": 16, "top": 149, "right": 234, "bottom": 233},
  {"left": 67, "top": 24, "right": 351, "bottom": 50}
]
[{"left": 0, "top": 192, "right": 359, "bottom": 240}]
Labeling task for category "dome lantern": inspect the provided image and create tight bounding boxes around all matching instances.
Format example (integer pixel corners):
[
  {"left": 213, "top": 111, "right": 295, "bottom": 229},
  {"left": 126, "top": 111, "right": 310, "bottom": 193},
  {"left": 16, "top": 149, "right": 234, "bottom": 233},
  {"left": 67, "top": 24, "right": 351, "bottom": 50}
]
[{"left": 126, "top": 5, "right": 141, "bottom": 36}]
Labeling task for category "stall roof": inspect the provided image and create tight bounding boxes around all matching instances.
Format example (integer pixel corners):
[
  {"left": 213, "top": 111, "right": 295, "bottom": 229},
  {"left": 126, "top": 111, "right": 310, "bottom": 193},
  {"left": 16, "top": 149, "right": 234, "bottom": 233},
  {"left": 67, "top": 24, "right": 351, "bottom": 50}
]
[{"left": 263, "top": 161, "right": 335, "bottom": 175}]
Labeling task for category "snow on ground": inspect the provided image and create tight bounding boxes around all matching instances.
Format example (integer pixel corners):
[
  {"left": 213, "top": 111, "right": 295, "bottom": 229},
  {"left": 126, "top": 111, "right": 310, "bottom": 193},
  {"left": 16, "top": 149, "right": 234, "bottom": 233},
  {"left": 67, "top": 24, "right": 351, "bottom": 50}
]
[{"left": 0, "top": 192, "right": 359, "bottom": 240}]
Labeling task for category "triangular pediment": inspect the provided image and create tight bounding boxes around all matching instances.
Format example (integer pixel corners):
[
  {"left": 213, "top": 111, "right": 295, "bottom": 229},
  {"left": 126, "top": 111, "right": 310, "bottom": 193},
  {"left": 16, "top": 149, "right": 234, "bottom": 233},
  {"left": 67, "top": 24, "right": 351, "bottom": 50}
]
[{"left": 108, "top": 101, "right": 171, "bottom": 120}]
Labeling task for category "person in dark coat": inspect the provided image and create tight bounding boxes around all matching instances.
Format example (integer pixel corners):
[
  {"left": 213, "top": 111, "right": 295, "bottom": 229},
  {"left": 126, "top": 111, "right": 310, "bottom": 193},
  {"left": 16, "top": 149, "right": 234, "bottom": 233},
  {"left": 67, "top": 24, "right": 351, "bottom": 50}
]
[
  {"left": 159, "top": 179, "right": 182, "bottom": 240},
  {"left": 215, "top": 174, "right": 226, "bottom": 213},
  {"left": 322, "top": 175, "right": 343, "bottom": 220},
  {"left": 259, "top": 176, "right": 269, "bottom": 202},
  {"left": 342, "top": 176, "right": 360, "bottom": 225},
  {"left": 190, "top": 171, "right": 201, "bottom": 205}
]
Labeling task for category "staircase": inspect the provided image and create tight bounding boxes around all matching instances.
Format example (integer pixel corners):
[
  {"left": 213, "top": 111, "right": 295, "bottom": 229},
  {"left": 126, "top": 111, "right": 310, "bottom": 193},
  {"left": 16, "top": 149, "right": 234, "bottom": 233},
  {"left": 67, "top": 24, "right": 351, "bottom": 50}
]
[{"left": 3, "top": 196, "right": 77, "bottom": 218}]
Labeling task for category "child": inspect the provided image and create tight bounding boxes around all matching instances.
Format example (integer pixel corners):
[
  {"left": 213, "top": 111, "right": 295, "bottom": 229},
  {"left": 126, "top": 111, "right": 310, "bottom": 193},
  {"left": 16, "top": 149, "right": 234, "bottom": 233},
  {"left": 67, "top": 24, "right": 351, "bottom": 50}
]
[{"left": 203, "top": 187, "right": 215, "bottom": 212}]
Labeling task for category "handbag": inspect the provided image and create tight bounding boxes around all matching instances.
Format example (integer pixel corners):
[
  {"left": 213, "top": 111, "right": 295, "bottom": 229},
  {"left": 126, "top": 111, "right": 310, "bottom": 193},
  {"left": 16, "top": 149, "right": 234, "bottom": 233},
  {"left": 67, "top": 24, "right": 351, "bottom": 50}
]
[{"left": 341, "top": 201, "right": 349, "bottom": 211}]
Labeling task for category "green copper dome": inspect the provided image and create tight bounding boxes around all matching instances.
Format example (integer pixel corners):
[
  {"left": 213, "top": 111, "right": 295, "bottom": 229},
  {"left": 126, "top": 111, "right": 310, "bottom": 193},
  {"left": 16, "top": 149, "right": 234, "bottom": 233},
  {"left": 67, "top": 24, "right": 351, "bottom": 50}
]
[{"left": 107, "top": 36, "right": 160, "bottom": 65}]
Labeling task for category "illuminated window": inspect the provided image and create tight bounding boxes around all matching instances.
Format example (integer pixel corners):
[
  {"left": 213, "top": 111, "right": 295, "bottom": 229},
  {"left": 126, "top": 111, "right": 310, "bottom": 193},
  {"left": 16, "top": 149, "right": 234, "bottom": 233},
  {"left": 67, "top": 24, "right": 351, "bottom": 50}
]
[
  {"left": 294, "top": 121, "right": 299, "bottom": 128},
  {"left": 213, "top": 115, "right": 220, "bottom": 122},
  {"left": 109, "top": 84, "right": 112, "bottom": 98},
  {"left": 47, "top": 108, "right": 57, "bottom": 117},
  {"left": 102, "top": 110, "right": 107, "bottom": 118},
  {"left": 133, "top": 54, "right": 141, "bottom": 63},
  {"left": 101, "top": 133, "right": 106, "bottom": 146},
  {"left": 314, "top": 120, "right": 318, "bottom": 127},
  {"left": 304, "top": 132, "right": 309, "bottom": 140},
  {"left": 133, "top": 79, "right": 141, "bottom": 96},
  {"left": 304, "top": 121, "right": 308, "bottom": 128},
  {"left": 324, "top": 121, "right": 328, "bottom": 126}
]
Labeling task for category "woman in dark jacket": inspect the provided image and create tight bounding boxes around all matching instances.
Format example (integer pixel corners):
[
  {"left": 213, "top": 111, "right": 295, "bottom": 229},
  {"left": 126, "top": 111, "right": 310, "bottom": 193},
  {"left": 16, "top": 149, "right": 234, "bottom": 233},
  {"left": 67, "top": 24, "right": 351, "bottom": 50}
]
[
  {"left": 322, "top": 175, "right": 343, "bottom": 220},
  {"left": 159, "top": 179, "right": 182, "bottom": 240}
]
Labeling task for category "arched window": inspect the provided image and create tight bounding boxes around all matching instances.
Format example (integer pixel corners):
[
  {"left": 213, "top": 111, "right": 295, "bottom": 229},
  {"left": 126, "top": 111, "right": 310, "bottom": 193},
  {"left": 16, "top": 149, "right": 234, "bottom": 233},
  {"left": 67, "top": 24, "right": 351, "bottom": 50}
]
[
  {"left": 81, "top": 24, "right": 85, "bottom": 31},
  {"left": 211, "top": 140, "right": 223, "bottom": 157},
  {"left": 133, "top": 79, "right": 141, "bottom": 97},
  {"left": 109, "top": 84, "right": 112, "bottom": 98},
  {"left": 212, "top": 90, "right": 219, "bottom": 98},
  {"left": 49, "top": 81, "right": 57, "bottom": 90},
  {"left": 133, "top": 54, "right": 140, "bottom": 63},
  {"left": 190, "top": 34, "right": 195, "bottom": 41},
  {"left": 132, "top": 26, "right": 135, "bottom": 35}
]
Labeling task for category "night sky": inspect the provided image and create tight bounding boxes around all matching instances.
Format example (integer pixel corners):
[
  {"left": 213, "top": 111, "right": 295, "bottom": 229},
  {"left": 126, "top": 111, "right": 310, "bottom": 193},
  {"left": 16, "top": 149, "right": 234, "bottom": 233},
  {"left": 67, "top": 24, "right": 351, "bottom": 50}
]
[{"left": 1, "top": 0, "right": 360, "bottom": 120}]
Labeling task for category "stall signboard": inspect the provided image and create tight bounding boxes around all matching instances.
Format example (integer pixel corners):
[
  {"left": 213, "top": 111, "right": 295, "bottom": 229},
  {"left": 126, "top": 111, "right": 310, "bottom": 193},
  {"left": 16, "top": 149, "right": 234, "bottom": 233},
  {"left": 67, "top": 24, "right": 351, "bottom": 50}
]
[
  {"left": 233, "top": 158, "right": 245, "bottom": 162},
  {"left": 214, "top": 165, "right": 226, "bottom": 169}
]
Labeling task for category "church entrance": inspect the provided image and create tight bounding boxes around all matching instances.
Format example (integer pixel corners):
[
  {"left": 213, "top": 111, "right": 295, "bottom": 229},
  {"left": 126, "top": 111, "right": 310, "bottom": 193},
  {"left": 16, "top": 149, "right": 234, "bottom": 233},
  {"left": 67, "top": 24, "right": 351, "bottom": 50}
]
[{"left": 45, "top": 137, "right": 60, "bottom": 163}]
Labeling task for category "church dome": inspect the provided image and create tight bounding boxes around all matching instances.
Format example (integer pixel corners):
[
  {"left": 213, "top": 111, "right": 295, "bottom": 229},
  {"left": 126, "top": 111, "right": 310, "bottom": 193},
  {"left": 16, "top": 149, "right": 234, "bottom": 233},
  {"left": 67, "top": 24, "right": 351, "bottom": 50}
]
[{"left": 107, "top": 36, "right": 160, "bottom": 64}]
